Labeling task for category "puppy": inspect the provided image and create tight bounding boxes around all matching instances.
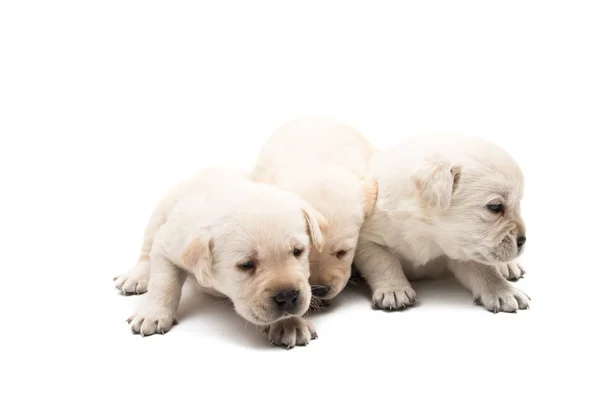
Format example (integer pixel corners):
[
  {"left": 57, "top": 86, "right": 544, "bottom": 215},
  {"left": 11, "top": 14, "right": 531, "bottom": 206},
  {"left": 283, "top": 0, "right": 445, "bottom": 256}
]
[
  {"left": 114, "top": 167, "right": 326, "bottom": 348},
  {"left": 355, "top": 133, "right": 530, "bottom": 313},
  {"left": 252, "top": 116, "right": 378, "bottom": 303}
]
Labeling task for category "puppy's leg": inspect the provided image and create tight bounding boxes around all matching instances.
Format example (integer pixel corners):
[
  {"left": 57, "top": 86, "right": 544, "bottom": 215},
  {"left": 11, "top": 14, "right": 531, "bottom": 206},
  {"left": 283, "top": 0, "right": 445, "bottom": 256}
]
[
  {"left": 264, "top": 316, "right": 317, "bottom": 349},
  {"left": 448, "top": 260, "right": 530, "bottom": 313},
  {"left": 497, "top": 261, "right": 526, "bottom": 282},
  {"left": 127, "top": 254, "right": 187, "bottom": 336},
  {"left": 114, "top": 199, "right": 169, "bottom": 294},
  {"left": 354, "top": 239, "right": 416, "bottom": 310}
]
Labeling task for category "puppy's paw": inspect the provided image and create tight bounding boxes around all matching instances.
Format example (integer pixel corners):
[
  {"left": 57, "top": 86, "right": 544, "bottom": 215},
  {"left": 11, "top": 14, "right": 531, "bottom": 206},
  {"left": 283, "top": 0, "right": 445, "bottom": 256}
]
[
  {"left": 372, "top": 285, "right": 417, "bottom": 311},
  {"left": 498, "top": 261, "right": 526, "bottom": 282},
  {"left": 475, "top": 286, "right": 530, "bottom": 313},
  {"left": 114, "top": 267, "right": 149, "bottom": 295},
  {"left": 127, "top": 307, "right": 177, "bottom": 336},
  {"left": 264, "top": 316, "right": 317, "bottom": 349}
]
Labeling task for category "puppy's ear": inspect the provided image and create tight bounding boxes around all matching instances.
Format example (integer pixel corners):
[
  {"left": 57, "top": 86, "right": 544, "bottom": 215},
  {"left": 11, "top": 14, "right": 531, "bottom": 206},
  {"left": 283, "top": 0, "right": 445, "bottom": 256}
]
[
  {"left": 180, "top": 231, "right": 213, "bottom": 287},
  {"left": 414, "top": 161, "right": 461, "bottom": 210},
  {"left": 301, "top": 203, "right": 328, "bottom": 253},
  {"left": 362, "top": 178, "right": 379, "bottom": 217}
]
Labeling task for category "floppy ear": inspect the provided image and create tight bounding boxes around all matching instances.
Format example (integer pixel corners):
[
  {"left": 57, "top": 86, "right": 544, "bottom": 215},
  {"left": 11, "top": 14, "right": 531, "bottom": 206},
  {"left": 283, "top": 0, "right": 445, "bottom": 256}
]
[
  {"left": 414, "top": 161, "right": 461, "bottom": 210},
  {"left": 180, "top": 231, "right": 213, "bottom": 287},
  {"left": 300, "top": 204, "right": 328, "bottom": 253},
  {"left": 362, "top": 178, "right": 379, "bottom": 217}
]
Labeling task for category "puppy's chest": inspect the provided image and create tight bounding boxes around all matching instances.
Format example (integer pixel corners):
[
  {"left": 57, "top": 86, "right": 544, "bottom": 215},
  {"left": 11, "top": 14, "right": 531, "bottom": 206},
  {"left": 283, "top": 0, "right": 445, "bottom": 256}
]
[
  {"left": 389, "top": 236, "right": 442, "bottom": 266},
  {"left": 372, "top": 216, "right": 443, "bottom": 266}
]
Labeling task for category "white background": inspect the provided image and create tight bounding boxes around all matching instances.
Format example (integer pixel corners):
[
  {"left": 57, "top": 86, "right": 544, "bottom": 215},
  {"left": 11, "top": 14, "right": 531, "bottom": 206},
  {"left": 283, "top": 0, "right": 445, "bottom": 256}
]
[{"left": 1, "top": 1, "right": 599, "bottom": 392}]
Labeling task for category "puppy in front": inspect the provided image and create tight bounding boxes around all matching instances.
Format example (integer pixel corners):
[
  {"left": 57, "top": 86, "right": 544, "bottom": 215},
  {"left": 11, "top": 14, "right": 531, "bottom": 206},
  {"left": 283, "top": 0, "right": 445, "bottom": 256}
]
[
  {"left": 252, "top": 117, "right": 378, "bottom": 302},
  {"left": 114, "top": 167, "right": 326, "bottom": 348},
  {"left": 355, "top": 133, "right": 530, "bottom": 313}
]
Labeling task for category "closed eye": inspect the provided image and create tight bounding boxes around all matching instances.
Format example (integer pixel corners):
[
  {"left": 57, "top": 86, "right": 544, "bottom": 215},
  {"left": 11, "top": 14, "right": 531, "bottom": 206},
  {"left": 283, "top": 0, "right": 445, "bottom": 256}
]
[{"left": 237, "top": 260, "right": 256, "bottom": 270}]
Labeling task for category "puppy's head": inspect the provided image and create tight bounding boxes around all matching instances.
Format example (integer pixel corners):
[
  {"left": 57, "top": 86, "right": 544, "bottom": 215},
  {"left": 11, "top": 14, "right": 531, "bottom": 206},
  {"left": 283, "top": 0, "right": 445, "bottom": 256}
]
[
  {"left": 180, "top": 186, "right": 326, "bottom": 326},
  {"left": 413, "top": 136, "right": 526, "bottom": 265},
  {"left": 295, "top": 167, "right": 378, "bottom": 301}
]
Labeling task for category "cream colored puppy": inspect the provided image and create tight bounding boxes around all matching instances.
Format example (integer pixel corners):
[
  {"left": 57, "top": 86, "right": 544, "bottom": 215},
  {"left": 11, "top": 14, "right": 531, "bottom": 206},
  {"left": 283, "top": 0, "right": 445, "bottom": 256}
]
[
  {"left": 114, "top": 167, "right": 326, "bottom": 348},
  {"left": 252, "top": 116, "right": 378, "bottom": 302},
  {"left": 355, "top": 133, "right": 530, "bottom": 313}
]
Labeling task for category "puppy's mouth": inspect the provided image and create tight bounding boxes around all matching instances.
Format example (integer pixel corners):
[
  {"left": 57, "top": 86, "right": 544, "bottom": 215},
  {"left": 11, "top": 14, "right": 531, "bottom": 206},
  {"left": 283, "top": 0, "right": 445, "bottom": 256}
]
[
  {"left": 243, "top": 298, "right": 310, "bottom": 326},
  {"left": 473, "top": 238, "right": 519, "bottom": 265}
]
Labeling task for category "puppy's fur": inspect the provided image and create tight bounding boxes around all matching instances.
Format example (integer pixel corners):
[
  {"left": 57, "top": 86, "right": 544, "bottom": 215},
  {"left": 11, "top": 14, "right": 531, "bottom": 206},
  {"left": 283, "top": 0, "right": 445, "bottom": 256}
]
[
  {"left": 114, "top": 168, "right": 326, "bottom": 348},
  {"left": 355, "top": 133, "right": 530, "bottom": 313},
  {"left": 252, "top": 116, "right": 378, "bottom": 301}
]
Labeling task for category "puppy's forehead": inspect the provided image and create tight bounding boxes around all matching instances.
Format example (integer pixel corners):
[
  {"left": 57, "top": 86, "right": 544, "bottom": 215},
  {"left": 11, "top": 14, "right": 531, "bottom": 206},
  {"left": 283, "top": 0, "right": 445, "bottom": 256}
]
[{"left": 217, "top": 220, "right": 309, "bottom": 259}]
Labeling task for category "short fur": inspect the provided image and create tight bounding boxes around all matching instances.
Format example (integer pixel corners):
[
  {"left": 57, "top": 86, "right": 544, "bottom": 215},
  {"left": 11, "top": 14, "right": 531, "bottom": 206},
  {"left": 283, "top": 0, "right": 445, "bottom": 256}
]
[
  {"left": 355, "top": 133, "right": 530, "bottom": 313},
  {"left": 114, "top": 167, "right": 326, "bottom": 348},
  {"left": 252, "top": 116, "right": 378, "bottom": 301}
]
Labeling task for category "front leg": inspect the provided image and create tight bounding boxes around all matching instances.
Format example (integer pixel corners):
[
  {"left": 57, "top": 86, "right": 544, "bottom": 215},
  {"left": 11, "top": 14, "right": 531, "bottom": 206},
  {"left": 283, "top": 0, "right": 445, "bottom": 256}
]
[
  {"left": 354, "top": 239, "right": 416, "bottom": 310},
  {"left": 448, "top": 260, "right": 530, "bottom": 313},
  {"left": 127, "top": 254, "right": 187, "bottom": 336},
  {"left": 264, "top": 316, "right": 317, "bottom": 349}
]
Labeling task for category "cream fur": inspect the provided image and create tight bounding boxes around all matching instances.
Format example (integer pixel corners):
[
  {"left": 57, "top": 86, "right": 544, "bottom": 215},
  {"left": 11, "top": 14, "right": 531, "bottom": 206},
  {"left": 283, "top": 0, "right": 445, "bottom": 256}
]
[
  {"left": 355, "top": 133, "right": 530, "bottom": 313},
  {"left": 114, "top": 167, "right": 326, "bottom": 348},
  {"left": 252, "top": 116, "right": 378, "bottom": 302}
]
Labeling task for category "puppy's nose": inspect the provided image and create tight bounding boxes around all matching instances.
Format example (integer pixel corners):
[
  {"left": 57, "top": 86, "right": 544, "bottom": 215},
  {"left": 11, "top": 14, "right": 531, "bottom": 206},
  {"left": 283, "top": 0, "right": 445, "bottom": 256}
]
[
  {"left": 311, "top": 285, "right": 330, "bottom": 298},
  {"left": 517, "top": 236, "right": 527, "bottom": 248},
  {"left": 272, "top": 289, "right": 299, "bottom": 312}
]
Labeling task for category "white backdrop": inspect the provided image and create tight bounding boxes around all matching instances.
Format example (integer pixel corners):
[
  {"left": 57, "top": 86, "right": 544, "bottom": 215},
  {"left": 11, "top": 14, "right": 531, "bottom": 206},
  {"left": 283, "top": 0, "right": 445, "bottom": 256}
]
[{"left": 1, "top": 1, "right": 598, "bottom": 392}]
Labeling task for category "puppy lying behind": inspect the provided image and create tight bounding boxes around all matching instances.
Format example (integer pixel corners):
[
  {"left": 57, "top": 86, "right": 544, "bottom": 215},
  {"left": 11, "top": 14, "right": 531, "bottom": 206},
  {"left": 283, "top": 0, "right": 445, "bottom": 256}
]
[
  {"left": 355, "top": 133, "right": 530, "bottom": 313},
  {"left": 252, "top": 116, "right": 378, "bottom": 303},
  {"left": 114, "top": 167, "right": 326, "bottom": 348}
]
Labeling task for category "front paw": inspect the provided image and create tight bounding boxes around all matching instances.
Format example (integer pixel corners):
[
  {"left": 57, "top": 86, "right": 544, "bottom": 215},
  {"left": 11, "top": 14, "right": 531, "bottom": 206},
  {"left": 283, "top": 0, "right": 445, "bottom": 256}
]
[
  {"left": 264, "top": 316, "right": 317, "bottom": 349},
  {"left": 114, "top": 267, "right": 149, "bottom": 295},
  {"left": 372, "top": 285, "right": 416, "bottom": 311},
  {"left": 498, "top": 261, "right": 526, "bottom": 282},
  {"left": 475, "top": 285, "right": 530, "bottom": 313},
  {"left": 127, "top": 307, "right": 177, "bottom": 336}
]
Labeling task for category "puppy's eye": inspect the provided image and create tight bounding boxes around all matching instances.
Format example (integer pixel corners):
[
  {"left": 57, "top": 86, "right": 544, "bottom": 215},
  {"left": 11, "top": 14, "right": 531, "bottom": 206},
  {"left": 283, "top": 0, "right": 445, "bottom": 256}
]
[
  {"left": 293, "top": 248, "right": 304, "bottom": 257},
  {"left": 336, "top": 250, "right": 348, "bottom": 259},
  {"left": 238, "top": 260, "right": 256, "bottom": 270},
  {"left": 487, "top": 203, "right": 504, "bottom": 214}
]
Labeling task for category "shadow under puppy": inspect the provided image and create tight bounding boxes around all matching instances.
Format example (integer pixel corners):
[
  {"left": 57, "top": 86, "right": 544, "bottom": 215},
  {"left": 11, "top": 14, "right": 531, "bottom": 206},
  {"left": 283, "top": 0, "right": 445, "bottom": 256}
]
[
  {"left": 114, "top": 167, "right": 326, "bottom": 348},
  {"left": 251, "top": 117, "right": 378, "bottom": 334},
  {"left": 355, "top": 133, "right": 530, "bottom": 313}
]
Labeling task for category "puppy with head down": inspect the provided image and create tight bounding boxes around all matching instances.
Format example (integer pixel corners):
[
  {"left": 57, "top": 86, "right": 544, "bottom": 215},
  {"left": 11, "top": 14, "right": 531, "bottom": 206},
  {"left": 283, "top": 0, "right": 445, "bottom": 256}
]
[
  {"left": 251, "top": 117, "right": 378, "bottom": 335},
  {"left": 114, "top": 167, "right": 326, "bottom": 348},
  {"left": 355, "top": 133, "right": 530, "bottom": 313},
  {"left": 253, "top": 117, "right": 378, "bottom": 299}
]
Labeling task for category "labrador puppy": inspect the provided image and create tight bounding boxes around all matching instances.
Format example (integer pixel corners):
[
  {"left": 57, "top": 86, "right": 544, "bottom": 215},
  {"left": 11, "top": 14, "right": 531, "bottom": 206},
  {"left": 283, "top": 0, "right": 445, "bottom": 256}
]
[
  {"left": 114, "top": 167, "right": 326, "bottom": 348},
  {"left": 355, "top": 133, "right": 530, "bottom": 313},
  {"left": 252, "top": 116, "right": 378, "bottom": 301}
]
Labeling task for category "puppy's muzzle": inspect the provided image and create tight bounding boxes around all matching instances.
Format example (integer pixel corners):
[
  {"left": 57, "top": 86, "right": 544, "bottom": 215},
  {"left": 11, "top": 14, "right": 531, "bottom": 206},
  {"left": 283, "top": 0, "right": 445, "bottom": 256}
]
[{"left": 272, "top": 289, "right": 300, "bottom": 313}]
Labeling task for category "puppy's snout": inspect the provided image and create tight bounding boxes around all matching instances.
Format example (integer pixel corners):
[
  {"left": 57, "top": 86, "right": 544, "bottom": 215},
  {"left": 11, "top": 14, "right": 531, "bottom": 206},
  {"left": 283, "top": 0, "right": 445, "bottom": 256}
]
[
  {"left": 311, "top": 285, "right": 330, "bottom": 298},
  {"left": 272, "top": 289, "right": 299, "bottom": 312},
  {"left": 517, "top": 236, "right": 526, "bottom": 249}
]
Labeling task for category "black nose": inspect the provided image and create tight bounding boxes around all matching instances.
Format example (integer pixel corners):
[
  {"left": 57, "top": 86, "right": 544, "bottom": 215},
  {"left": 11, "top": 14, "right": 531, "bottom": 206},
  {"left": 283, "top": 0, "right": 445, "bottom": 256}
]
[
  {"left": 517, "top": 236, "right": 527, "bottom": 248},
  {"left": 272, "top": 289, "right": 299, "bottom": 312},
  {"left": 311, "top": 285, "right": 330, "bottom": 298}
]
